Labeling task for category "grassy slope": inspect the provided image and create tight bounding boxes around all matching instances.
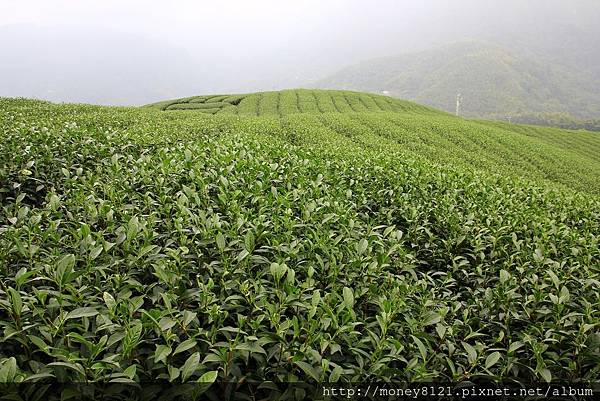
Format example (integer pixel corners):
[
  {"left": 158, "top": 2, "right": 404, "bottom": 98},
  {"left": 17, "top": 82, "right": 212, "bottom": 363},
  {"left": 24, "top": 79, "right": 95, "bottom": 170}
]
[
  {"left": 1, "top": 93, "right": 599, "bottom": 392},
  {"left": 147, "top": 89, "right": 600, "bottom": 195},
  {"left": 313, "top": 42, "right": 600, "bottom": 120}
]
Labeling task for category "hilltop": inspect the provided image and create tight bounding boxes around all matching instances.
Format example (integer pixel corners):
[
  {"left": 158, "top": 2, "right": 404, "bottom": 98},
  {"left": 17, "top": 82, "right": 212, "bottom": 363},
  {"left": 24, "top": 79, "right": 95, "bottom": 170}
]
[
  {"left": 145, "top": 89, "right": 442, "bottom": 116},
  {"left": 314, "top": 42, "right": 600, "bottom": 121}
]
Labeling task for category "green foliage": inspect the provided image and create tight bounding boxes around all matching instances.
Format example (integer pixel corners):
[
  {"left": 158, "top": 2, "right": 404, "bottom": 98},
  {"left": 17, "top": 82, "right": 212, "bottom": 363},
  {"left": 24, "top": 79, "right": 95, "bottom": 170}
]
[
  {"left": 166, "top": 102, "right": 229, "bottom": 110},
  {"left": 146, "top": 89, "right": 439, "bottom": 117},
  {"left": 315, "top": 41, "right": 600, "bottom": 121},
  {"left": 494, "top": 113, "right": 600, "bottom": 132},
  {"left": 1, "top": 94, "right": 599, "bottom": 398}
]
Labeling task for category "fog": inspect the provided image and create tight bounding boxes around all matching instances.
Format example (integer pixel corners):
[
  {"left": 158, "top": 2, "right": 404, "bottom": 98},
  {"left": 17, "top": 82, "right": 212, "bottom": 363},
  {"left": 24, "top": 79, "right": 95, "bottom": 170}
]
[{"left": 1, "top": 0, "right": 598, "bottom": 105}]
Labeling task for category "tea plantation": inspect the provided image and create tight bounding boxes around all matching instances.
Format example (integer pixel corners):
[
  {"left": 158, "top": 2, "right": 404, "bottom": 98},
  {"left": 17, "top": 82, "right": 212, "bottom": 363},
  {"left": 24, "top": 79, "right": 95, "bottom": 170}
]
[{"left": 1, "top": 90, "right": 599, "bottom": 399}]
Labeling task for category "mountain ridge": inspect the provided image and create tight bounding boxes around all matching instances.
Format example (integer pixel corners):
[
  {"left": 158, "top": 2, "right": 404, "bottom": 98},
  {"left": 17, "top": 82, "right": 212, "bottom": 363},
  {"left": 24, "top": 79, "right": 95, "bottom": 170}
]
[{"left": 313, "top": 41, "right": 600, "bottom": 120}]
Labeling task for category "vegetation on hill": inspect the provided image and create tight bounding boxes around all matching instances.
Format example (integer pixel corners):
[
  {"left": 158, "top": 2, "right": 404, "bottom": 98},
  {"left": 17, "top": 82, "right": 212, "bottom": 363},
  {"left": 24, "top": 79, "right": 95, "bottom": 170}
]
[
  {"left": 1, "top": 92, "right": 599, "bottom": 399},
  {"left": 494, "top": 113, "right": 600, "bottom": 133},
  {"left": 314, "top": 42, "right": 600, "bottom": 122},
  {"left": 145, "top": 89, "right": 441, "bottom": 116},
  {"left": 147, "top": 90, "right": 600, "bottom": 195}
]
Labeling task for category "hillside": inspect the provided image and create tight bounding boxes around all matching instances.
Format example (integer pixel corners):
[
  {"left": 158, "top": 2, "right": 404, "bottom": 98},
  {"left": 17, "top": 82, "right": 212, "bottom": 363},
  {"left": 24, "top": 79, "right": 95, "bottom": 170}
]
[
  {"left": 147, "top": 89, "right": 600, "bottom": 195},
  {"left": 496, "top": 112, "right": 600, "bottom": 132},
  {"left": 1, "top": 91, "right": 599, "bottom": 397},
  {"left": 314, "top": 42, "right": 600, "bottom": 120}
]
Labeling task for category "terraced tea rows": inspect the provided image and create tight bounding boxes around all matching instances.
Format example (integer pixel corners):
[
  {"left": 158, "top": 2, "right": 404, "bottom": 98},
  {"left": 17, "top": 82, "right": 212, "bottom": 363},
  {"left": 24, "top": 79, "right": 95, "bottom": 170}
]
[
  {"left": 150, "top": 90, "right": 600, "bottom": 194},
  {"left": 1, "top": 93, "right": 599, "bottom": 399},
  {"left": 146, "top": 89, "right": 440, "bottom": 116}
]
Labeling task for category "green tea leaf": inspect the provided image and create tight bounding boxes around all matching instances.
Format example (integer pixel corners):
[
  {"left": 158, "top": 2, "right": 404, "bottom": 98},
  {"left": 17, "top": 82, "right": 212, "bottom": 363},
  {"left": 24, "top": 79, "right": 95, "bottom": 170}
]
[
  {"left": 499, "top": 269, "right": 510, "bottom": 284},
  {"left": 0, "top": 357, "right": 18, "bottom": 382},
  {"left": 195, "top": 370, "right": 218, "bottom": 395},
  {"left": 103, "top": 292, "right": 117, "bottom": 311},
  {"left": 462, "top": 342, "right": 478, "bottom": 364},
  {"left": 357, "top": 238, "right": 368, "bottom": 255},
  {"left": 342, "top": 287, "right": 354, "bottom": 310},
  {"left": 154, "top": 345, "right": 172, "bottom": 364},
  {"left": 90, "top": 245, "right": 103, "bottom": 260},
  {"left": 7, "top": 288, "right": 22, "bottom": 317},
  {"left": 198, "top": 370, "right": 218, "bottom": 384},
  {"left": 423, "top": 312, "right": 441, "bottom": 326},
  {"left": 173, "top": 339, "right": 197, "bottom": 355},
  {"left": 485, "top": 351, "right": 501, "bottom": 369},
  {"left": 294, "top": 361, "right": 319, "bottom": 381},
  {"left": 66, "top": 307, "right": 99, "bottom": 320},
  {"left": 181, "top": 352, "right": 200, "bottom": 382},
  {"left": 539, "top": 368, "right": 552, "bottom": 383},
  {"left": 216, "top": 233, "right": 226, "bottom": 252}
]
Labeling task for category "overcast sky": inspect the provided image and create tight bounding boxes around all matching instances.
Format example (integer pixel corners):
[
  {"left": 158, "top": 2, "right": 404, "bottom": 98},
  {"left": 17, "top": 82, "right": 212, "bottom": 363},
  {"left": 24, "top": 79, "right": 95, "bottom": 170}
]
[{"left": 1, "top": 0, "right": 598, "bottom": 105}]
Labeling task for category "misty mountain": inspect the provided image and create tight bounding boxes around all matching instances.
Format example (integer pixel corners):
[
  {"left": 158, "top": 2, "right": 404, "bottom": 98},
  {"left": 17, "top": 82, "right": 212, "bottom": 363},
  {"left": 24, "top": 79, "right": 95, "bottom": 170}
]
[
  {"left": 0, "top": 24, "right": 210, "bottom": 106},
  {"left": 314, "top": 42, "right": 600, "bottom": 120},
  {"left": 2, "top": 1, "right": 600, "bottom": 107}
]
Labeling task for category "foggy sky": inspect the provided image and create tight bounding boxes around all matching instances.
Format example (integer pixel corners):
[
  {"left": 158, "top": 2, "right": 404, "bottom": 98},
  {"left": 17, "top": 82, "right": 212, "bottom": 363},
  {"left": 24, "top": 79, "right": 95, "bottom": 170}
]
[{"left": 1, "top": 0, "right": 598, "bottom": 105}]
